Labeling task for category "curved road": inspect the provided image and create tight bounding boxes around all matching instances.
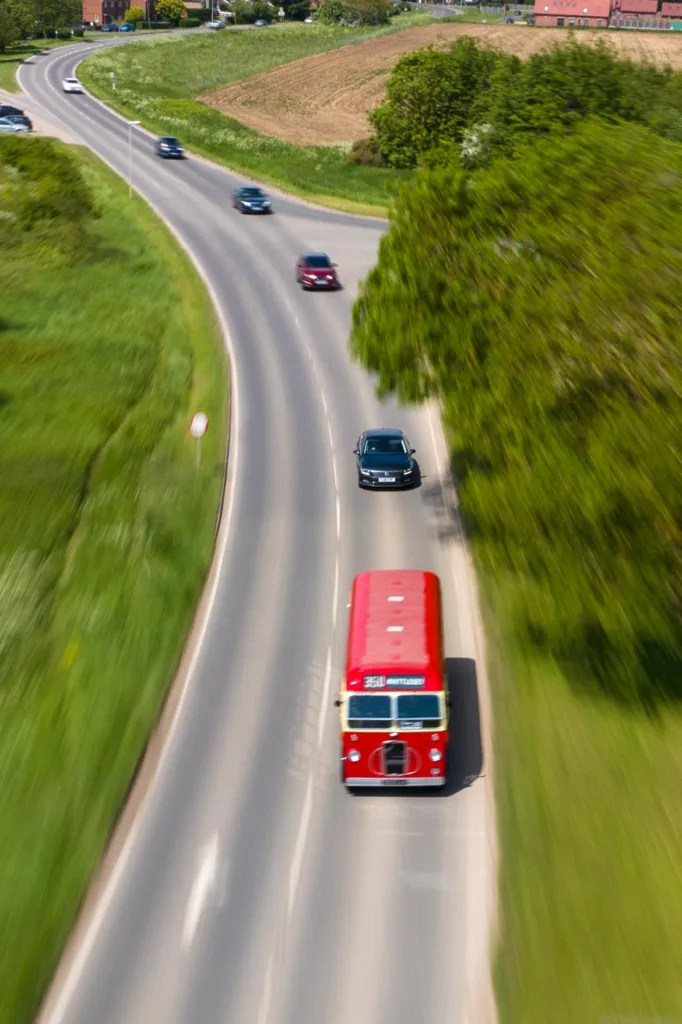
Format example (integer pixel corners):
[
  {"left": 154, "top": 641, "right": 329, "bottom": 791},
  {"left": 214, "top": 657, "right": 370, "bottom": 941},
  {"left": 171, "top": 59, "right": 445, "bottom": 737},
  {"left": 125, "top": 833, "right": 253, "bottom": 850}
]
[{"left": 18, "top": 37, "right": 496, "bottom": 1024}]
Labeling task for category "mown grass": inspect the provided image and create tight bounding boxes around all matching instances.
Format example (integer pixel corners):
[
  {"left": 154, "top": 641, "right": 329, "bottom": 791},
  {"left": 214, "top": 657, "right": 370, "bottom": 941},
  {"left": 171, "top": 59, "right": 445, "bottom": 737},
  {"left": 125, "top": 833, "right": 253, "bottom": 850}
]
[
  {"left": 0, "top": 142, "right": 227, "bottom": 1023},
  {"left": 485, "top": 577, "right": 682, "bottom": 1023},
  {"left": 78, "top": 19, "right": 432, "bottom": 212}
]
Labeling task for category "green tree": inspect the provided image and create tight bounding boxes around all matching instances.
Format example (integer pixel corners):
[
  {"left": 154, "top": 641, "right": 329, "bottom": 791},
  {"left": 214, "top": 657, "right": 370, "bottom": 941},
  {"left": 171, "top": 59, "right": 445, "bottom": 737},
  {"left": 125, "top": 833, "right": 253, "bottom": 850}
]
[
  {"left": 155, "top": 0, "right": 186, "bottom": 21},
  {"left": 34, "top": 0, "right": 81, "bottom": 33},
  {"left": 124, "top": 4, "right": 145, "bottom": 21},
  {"left": 0, "top": 3, "right": 20, "bottom": 52},
  {"left": 350, "top": 120, "right": 682, "bottom": 704},
  {"left": 370, "top": 38, "right": 502, "bottom": 168}
]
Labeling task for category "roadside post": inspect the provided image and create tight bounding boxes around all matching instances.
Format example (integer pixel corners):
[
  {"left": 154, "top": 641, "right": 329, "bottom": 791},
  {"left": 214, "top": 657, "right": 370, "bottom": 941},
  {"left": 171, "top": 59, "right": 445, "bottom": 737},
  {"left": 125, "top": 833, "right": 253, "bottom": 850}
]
[
  {"left": 278, "top": 7, "right": 285, "bottom": 18},
  {"left": 190, "top": 412, "right": 209, "bottom": 469},
  {"left": 111, "top": 71, "right": 116, "bottom": 90}
]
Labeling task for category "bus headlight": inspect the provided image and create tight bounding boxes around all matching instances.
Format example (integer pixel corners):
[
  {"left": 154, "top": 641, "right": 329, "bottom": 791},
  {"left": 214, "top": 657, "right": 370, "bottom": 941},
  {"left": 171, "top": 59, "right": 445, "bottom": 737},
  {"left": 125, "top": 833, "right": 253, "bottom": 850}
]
[
  {"left": 429, "top": 749, "right": 442, "bottom": 762},
  {"left": 348, "top": 749, "right": 361, "bottom": 763}
]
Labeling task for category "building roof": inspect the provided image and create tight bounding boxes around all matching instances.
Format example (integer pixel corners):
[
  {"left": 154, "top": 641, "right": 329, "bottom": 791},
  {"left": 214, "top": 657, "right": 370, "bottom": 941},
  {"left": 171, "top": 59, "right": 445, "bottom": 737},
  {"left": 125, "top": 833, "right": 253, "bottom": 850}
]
[
  {"left": 534, "top": 0, "right": 611, "bottom": 14},
  {"left": 660, "top": 1, "right": 680, "bottom": 12},
  {"left": 345, "top": 570, "right": 443, "bottom": 692},
  {"left": 618, "top": 0, "right": 658, "bottom": 11}
]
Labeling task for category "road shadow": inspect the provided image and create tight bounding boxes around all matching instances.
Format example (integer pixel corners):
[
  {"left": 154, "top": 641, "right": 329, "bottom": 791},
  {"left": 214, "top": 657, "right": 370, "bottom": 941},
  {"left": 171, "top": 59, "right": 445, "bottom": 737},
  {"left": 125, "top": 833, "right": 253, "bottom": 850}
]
[
  {"left": 419, "top": 475, "right": 465, "bottom": 544},
  {"left": 349, "top": 657, "right": 483, "bottom": 798}
]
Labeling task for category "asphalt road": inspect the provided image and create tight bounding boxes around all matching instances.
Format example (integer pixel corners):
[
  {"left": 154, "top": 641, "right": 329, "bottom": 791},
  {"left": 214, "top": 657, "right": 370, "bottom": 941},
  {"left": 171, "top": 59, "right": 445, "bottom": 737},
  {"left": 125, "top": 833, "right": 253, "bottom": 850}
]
[{"left": 18, "top": 37, "right": 496, "bottom": 1024}]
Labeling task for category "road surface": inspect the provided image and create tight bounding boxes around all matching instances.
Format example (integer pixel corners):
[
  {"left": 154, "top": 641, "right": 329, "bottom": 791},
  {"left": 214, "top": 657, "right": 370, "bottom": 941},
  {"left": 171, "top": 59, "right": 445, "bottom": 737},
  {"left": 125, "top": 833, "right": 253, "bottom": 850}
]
[{"left": 18, "top": 37, "right": 497, "bottom": 1024}]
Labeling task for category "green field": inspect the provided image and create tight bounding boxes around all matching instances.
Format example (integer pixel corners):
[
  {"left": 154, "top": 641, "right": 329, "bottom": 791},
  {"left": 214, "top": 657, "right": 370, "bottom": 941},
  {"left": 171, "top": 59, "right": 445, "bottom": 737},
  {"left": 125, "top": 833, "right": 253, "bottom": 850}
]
[
  {"left": 78, "top": 20, "right": 432, "bottom": 213},
  {"left": 487, "top": 579, "right": 682, "bottom": 1023},
  {"left": 0, "top": 138, "right": 227, "bottom": 1023}
]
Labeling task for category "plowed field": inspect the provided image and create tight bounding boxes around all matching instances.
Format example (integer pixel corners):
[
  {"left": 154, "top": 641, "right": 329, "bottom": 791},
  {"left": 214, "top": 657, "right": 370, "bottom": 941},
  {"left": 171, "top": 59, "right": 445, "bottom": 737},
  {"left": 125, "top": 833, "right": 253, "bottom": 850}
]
[{"left": 201, "top": 23, "right": 682, "bottom": 145}]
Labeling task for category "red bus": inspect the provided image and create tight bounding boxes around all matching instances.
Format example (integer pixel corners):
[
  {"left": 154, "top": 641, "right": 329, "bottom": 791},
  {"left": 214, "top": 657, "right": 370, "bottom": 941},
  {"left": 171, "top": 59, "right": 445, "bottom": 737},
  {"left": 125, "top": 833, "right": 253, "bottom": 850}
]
[{"left": 337, "top": 569, "right": 449, "bottom": 788}]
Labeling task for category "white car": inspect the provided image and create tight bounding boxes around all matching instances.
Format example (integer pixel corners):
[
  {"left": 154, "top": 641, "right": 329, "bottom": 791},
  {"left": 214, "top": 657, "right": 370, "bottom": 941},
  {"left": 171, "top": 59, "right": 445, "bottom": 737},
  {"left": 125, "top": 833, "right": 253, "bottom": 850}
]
[
  {"left": 62, "top": 77, "right": 84, "bottom": 93},
  {"left": 206, "top": 19, "right": 225, "bottom": 28}
]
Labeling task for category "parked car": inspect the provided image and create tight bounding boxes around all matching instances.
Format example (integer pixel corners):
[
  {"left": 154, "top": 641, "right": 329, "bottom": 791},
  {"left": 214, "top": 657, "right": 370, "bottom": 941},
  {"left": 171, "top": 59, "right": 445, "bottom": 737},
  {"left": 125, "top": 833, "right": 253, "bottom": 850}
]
[
  {"left": 119, "top": 22, "right": 136, "bottom": 31},
  {"left": 207, "top": 19, "right": 226, "bottom": 28},
  {"left": 354, "top": 429, "right": 417, "bottom": 489},
  {"left": 232, "top": 186, "right": 272, "bottom": 213},
  {"left": 296, "top": 253, "right": 339, "bottom": 290},
  {"left": 3, "top": 114, "right": 32, "bottom": 130},
  {"left": 0, "top": 104, "right": 24, "bottom": 118},
  {"left": 100, "top": 23, "right": 119, "bottom": 31},
  {"left": 62, "top": 77, "right": 84, "bottom": 93},
  {"left": 303, "top": 15, "right": 313, "bottom": 20},
  {"left": 254, "top": 18, "right": 268, "bottom": 24},
  {"left": 0, "top": 117, "right": 30, "bottom": 134},
  {"left": 156, "top": 136, "right": 185, "bottom": 159}
]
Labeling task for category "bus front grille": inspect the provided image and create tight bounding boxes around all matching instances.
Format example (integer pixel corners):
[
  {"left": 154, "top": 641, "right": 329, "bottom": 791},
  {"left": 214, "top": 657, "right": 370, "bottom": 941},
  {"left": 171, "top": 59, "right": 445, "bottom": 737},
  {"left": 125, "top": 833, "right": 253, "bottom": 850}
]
[{"left": 383, "top": 741, "right": 406, "bottom": 776}]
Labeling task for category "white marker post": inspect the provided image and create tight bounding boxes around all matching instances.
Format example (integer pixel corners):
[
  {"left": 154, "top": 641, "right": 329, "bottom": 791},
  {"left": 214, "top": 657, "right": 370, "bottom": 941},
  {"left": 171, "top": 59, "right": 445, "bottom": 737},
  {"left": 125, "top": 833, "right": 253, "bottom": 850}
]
[
  {"left": 278, "top": 6, "right": 285, "bottom": 17},
  {"left": 111, "top": 71, "right": 116, "bottom": 90},
  {"left": 190, "top": 412, "right": 209, "bottom": 469}
]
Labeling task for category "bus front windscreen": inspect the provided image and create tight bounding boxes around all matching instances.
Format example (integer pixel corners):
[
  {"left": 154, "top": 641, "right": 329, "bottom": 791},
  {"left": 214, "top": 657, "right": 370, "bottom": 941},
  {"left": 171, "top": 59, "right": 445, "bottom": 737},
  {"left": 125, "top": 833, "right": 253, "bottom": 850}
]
[
  {"left": 396, "top": 694, "right": 442, "bottom": 729},
  {"left": 347, "top": 694, "right": 392, "bottom": 729}
]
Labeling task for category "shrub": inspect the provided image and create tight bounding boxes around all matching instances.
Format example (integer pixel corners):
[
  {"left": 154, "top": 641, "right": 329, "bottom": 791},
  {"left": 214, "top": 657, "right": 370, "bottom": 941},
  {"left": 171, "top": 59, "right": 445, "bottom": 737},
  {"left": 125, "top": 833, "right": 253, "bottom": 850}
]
[
  {"left": 56, "top": 26, "right": 73, "bottom": 39},
  {"left": 124, "top": 6, "right": 146, "bottom": 22},
  {"left": 183, "top": 16, "right": 200, "bottom": 25},
  {"left": 72, "top": 26, "right": 85, "bottom": 36},
  {"left": 347, "top": 136, "right": 388, "bottom": 166}
]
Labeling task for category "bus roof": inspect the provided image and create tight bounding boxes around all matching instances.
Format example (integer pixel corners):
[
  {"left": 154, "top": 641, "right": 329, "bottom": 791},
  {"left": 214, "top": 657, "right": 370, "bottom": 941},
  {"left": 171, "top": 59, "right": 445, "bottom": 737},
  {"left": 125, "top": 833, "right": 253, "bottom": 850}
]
[{"left": 345, "top": 570, "right": 443, "bottom": 692}]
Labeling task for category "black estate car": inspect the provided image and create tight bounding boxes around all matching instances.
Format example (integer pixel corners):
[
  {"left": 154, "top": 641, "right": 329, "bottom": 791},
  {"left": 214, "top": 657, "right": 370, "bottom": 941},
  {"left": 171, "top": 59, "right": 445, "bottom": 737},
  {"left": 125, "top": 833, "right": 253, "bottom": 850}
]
[
  {"left": 354, "top": 428, "right": 416, "bottom": 489},
  {"left": 232, "top": 186, "right": 272, "bottom": 213},
  {"left": 156, "top": 136, "right": 184, "bottom": 159}
]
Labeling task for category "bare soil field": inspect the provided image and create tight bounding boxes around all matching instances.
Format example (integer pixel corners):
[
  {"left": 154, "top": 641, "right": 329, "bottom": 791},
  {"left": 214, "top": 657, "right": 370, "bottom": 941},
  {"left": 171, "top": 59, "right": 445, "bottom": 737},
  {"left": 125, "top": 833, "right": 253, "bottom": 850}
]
[{"left": 201, "top": 23, "right": 682, "bottom": 146}]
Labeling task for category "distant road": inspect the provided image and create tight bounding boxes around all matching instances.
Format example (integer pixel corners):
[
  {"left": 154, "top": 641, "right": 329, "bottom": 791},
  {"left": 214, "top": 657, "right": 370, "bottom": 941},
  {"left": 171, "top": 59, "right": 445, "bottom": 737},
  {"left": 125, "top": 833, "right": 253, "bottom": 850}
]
[{"left": 20, "top": 36, "right": 497, "bottom": 1024}]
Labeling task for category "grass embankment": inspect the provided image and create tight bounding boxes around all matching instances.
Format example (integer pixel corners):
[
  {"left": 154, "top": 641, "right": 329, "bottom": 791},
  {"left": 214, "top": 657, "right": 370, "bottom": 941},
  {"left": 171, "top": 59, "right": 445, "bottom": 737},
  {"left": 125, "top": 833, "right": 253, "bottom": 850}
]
[
  {"left": 0, "top": 38, "right": 94, "bottom": 93},
  {"left": 0, "top": 137, "right": 227, "bottom": 1023},
  {"left": 78, "top": 20, "right": 430, "bottom": 214},
  {"left": 489, "top": 588, "right": 682, "bottom": 1023}
]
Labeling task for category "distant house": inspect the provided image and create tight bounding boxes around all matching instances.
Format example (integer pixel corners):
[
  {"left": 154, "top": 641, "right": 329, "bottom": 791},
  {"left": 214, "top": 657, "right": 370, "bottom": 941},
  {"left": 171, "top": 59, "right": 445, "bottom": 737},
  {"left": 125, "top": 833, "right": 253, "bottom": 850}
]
[
  {"left": 533, "top": 0, "right": 611, "bottom": 25},
  {"left": 83, "top": 0, "right": 129, "bottom": 24},
  {"left": 660, "top": 1, "right": 682, "bottom": 13}
]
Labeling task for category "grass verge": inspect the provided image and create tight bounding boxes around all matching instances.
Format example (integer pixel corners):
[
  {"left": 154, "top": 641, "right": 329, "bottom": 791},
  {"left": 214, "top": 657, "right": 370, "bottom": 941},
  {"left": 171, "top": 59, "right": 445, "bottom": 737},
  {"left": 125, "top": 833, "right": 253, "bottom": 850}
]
[
  {"left": 78, "top": 20, "right": 432, "bottom": 213},
  {"left": 485, "top": 576, "right": 682, "bottom": 1022},
  {"left": 0, "top": 139, "right": 227, "bottom": 1023}
]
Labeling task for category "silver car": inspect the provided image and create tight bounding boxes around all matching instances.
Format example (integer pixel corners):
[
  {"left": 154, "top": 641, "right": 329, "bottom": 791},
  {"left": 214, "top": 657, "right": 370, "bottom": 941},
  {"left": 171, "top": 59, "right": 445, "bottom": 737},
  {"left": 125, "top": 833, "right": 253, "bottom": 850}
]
[
  {"left": 0, "top": 117, "right": 30, "bottom": 133},
  {"left": 62, "top": 77, "right": 84, "bottom": 93}
]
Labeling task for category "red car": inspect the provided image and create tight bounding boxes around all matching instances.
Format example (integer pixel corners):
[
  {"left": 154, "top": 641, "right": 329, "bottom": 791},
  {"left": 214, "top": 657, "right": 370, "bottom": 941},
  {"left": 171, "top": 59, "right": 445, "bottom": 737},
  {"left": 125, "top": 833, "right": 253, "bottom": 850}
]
[{"left": 296, "top": 253, "right": 340, "bottom": 290}]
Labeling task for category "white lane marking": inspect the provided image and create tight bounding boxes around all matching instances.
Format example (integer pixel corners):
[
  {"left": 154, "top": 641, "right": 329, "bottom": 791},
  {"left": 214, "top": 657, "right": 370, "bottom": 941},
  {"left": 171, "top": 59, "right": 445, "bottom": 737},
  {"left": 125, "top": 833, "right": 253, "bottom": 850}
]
[
  {"left": 287, "top": 773, "right": 314, "bottom": 921},
  {"left": 34, "top": 48, "right": 243, "bottom": 1024},
  {"left": 257, "top": 955, "right": 274, "bottom": 1024},
  {"left": 181, "top": 835, "right": 220, "bottom": 951}
]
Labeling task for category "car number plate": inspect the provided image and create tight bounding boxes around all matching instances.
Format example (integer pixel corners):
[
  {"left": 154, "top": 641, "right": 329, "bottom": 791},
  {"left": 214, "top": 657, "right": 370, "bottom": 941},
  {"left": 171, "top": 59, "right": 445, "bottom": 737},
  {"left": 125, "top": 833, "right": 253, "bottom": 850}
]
[
  {"left": 315, "top": 279, "right": 326, "bottom": 285},
  {"left": 381, "top": 779, "right": 408, "bottom": 786},
  {"left": 379, "top": 476, "right": 396, "bottom": 483}
]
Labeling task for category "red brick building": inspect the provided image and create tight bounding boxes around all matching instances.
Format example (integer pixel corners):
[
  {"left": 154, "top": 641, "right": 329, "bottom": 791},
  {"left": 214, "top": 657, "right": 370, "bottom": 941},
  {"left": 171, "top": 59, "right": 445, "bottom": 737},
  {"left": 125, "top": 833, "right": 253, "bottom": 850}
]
[
  {"left": 534, "top": 0, "right": 611, "bottom": 25},
  {"left": 82, "top": 0, "right": 152, "bottom": 25}
]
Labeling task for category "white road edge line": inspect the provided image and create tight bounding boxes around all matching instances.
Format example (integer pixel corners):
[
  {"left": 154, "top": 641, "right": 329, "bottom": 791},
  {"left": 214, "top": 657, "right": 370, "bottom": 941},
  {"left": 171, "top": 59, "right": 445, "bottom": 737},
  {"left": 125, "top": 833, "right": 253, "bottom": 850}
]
[
  {"left": 33, "top": 45, "right": 243, "bottom": 1024},
  {"left": 257, "top": 954, "right": 275, "bottom": 1024},
  {"left": 181, "top": 835, "right": 220, "bottom": 951},
  {"left": 287, "top": 774, "right": 314, "bottom": 921}
]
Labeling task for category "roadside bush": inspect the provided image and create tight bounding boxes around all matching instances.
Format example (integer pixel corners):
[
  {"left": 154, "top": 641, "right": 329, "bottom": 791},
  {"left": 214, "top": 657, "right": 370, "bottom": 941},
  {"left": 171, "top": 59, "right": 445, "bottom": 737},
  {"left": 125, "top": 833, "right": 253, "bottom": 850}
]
[
  {"left": 56, "top": 26, "right": 72, "bottom": 38},
  {"left": 347, "top": 136, "right": 387, "bottom": 166},
  {"left": 184, "top": 16, "right": 200, "bottom": 26},
  {"left": 317, "top": 0, "right": 390, "bottom": 23},
  {"left": 144, "top": 20, "right": 175, "bottom": 28},
  {"left": 72, "top": 26, "right": 85, "bottom": 36},
  {"left": 124, "top": 5, "right": 145, "bottom": 21},
  {"left": 350, "top": 119, "right": 682, "bottom": 706}
]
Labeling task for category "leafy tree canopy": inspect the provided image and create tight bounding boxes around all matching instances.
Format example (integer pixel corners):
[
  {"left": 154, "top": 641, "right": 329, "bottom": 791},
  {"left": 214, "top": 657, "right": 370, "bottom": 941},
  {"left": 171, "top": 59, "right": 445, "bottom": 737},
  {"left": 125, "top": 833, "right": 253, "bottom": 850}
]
[
  {"left": 350, "top": 120, "right": 682, "bottom": 704},
  {"left": 124, "top": 5, "right": 145, "bottom": 21},
  {"left": 317, "top": 0, "right": 389, "bottom": 25},
  {"left": 155, "top": 0, "right": 186, "bottom": 21},
  {"left": 370, "top": 37, "right": 682, "bottom": 168}
]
